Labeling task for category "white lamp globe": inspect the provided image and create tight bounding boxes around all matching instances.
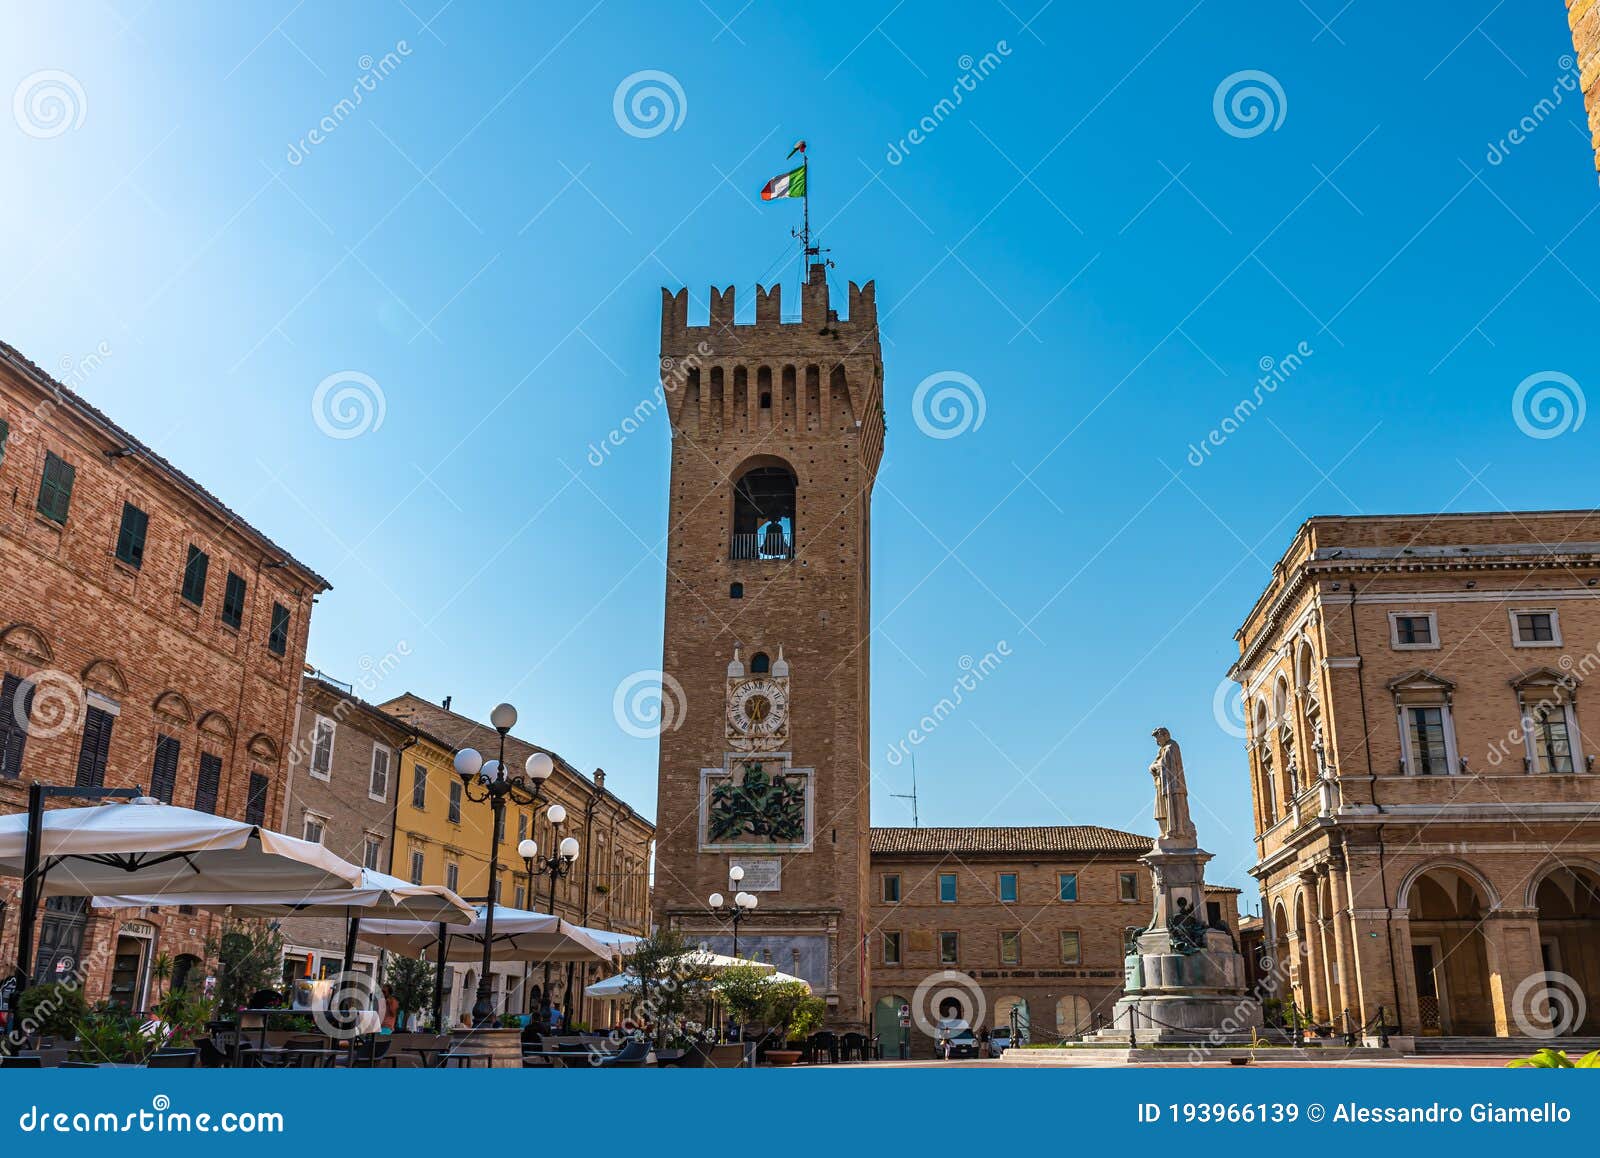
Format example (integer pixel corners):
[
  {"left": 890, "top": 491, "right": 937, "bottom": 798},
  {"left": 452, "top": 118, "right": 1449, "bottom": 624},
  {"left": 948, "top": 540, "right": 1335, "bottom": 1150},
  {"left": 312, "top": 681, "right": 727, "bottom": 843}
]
[
  {"left": 482, "top": 759, "right": 505, "bottom": 783},
  {"left": 517, "top": 839, "right": 538, "bottom": 860},
  {"left": 743, "top": 893, "right": 759, "bottom": 909},
  {"left": 454, "top": 748, "right": 484, "bottom": 778},
  {"left": 490, "top": 702, "right": 518, "bottom": 732},
  {"left": 546, "top": 803, "right": 568, "bottom": 826},
  {"left": 559, "top": 835, "right": 580, "bottom": 859},
  {"left": 728, "top": 865, "right": 745, "bottom": 882},
  {"left": 526, "top": 752, "right": 554, "bottom": 781},
  {"left": 708, "top": 892, "right": 724, "bottom": 909}
]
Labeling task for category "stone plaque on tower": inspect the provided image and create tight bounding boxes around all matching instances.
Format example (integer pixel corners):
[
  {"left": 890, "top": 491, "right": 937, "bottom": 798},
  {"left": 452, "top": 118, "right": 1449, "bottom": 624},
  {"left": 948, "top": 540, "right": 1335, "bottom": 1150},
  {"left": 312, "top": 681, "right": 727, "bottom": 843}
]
[{"left": 652, "top": 263, "right": 885, "bottom": 1031}]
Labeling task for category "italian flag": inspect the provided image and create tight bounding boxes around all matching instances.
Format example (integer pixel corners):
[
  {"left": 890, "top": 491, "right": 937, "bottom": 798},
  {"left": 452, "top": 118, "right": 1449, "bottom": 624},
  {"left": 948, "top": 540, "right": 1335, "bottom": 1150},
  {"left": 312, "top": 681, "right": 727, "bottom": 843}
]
[{"left": 761, "top": 163, "right": 806, "bottom": 201}]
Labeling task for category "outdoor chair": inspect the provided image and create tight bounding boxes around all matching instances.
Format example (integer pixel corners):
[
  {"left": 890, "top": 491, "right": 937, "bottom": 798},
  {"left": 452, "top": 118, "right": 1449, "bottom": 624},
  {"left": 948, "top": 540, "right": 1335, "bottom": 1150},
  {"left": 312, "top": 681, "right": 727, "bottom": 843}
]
[
  {"left": 804, "top": 1031, "right": 839, "bottom": 1065},
  {"left": 0, "top": 1055, "right": 42, "bottom": 1068},
  {"left": 196, "top": 1039, "right": 231, "bottom": 1068},
  {"left": 591, "top": 1039, "right": 650, "bottom": 1068},
  {"left": 345, "top": 1036, "right": 395, "bottom": 1068},
  {"left": 839, "top": 1032, "right": 869, "bottom": 1062},
  {"left": 147, "top": 1049, "right": 198, "bottom": 1068}
]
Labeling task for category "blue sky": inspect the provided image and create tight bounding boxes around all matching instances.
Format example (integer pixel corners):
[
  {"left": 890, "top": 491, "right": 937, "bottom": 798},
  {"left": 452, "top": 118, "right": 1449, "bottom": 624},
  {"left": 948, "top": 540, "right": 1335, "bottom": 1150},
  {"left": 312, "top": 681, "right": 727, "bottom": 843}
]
[{"left": 4, "top": 2, "right": 1596, "bottom": 894}]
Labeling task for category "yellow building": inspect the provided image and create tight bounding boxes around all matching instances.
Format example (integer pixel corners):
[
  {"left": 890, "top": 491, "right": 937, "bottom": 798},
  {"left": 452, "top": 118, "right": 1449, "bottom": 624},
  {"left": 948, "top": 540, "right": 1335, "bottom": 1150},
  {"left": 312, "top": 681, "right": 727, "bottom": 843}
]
[{"left": 382, "top": 694, "right": 654, "bottom": 1029}]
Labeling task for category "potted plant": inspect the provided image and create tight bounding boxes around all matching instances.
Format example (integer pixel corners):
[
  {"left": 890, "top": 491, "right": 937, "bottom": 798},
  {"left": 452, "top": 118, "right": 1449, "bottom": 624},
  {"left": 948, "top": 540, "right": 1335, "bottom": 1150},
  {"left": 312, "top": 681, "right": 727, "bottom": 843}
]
[{"left": 760, "top": 980, "right": 824, "bottom": 1065}]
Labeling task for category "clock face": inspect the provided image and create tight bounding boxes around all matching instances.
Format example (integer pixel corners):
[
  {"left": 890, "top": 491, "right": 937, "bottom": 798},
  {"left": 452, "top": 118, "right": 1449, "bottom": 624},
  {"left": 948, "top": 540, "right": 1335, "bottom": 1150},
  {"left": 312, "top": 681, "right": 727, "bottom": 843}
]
[{"left": 727, "top": 678, "right": 788, "bottom": 739}]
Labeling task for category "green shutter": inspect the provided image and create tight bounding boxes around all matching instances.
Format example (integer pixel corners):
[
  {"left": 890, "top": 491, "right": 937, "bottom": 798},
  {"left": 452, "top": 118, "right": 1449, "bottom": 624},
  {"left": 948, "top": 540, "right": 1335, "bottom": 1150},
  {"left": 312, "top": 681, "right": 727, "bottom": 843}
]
[
  {"left": 115, "top": 503, "right": 149, "bottom": 568},
  {"left": 36, "top": 452, "right": 75, "bottom": 524},
  {"left": 182, "top": 545, "right": 209, "bottom": 605}
]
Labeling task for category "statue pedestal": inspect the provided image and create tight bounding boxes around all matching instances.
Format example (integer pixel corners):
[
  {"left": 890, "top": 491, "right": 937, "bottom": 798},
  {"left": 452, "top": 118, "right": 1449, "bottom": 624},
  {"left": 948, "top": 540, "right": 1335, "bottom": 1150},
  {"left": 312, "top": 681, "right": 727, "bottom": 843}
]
[{"left": 1092, "top": 841, "right": 1261, "bottom": 1046}]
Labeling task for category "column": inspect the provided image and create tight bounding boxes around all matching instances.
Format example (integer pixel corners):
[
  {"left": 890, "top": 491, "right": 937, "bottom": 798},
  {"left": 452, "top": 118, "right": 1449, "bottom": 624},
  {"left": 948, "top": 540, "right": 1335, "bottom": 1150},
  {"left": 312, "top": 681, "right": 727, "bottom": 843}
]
[
  {"left": 1297, "top": 873, "right": 1330, "bottom": 1023},
  {"left": 1326, "top": 856, "right": 1358, "bottom": 1028},
  {"left": 1481, "top": 908, "right": 1544, "bottom": 1038}
]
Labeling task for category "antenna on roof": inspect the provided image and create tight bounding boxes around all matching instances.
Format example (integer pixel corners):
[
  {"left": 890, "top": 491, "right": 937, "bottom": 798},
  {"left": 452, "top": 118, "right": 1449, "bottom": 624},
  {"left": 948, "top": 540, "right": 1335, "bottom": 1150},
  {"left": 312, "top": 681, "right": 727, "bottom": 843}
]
[{"left": 890, "top": 756, "right": 920, "bottom": 827}]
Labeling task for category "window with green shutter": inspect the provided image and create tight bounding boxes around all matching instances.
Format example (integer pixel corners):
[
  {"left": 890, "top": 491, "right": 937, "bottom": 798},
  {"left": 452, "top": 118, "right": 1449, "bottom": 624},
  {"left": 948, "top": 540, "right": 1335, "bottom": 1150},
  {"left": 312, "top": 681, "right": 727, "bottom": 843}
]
[
  {"left": 36, "top": 451, "right": 75, "bottom": 524},
  {"left": 268, "top": 602, "right": 290, "bottom": 655},
  {"left": 181, "top": 545, "right": 209, "bottom": 605},
  {"left": 115, "top": 503, "right": 149, "bottom": 568},
  {"left": 222, "top": 571, "right": 247, "bottom": 629}
]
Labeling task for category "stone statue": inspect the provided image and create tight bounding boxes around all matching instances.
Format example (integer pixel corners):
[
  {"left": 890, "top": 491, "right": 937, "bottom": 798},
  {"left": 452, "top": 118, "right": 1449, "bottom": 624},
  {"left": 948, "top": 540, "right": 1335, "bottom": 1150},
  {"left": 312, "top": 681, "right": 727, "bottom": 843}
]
[{"left": 1149, "top": 727, "right": 1196, "bottom": 843}]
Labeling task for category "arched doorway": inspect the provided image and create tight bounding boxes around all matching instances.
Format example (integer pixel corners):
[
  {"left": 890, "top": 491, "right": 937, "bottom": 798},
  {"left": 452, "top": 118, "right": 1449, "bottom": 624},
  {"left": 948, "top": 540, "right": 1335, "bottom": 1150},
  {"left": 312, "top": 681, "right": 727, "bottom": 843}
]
[
  {"left": 1055, "top": 995, "right": 1091, "bottom": 1039},
  {"left": 731, "top": 463, "right": 796, "bottom": 560},
  {"left": 1406, "top": 865, "right": 1495, "bottom": 1035},
  {"left": 873, "top": 994, "right": 909, "bottom": 1058},
  {"left": 1531, "top": 864, "right": 1600, "bottom": 1035},
  {"left": 170, "top": 953, "right": 202, "bottom": 991}
]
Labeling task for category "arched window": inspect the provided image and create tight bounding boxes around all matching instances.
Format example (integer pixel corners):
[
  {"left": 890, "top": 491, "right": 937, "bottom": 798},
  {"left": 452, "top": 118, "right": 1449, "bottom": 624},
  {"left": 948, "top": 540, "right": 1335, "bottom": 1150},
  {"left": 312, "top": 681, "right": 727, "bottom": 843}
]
[
  {"left": 750, "top": 651, "right": 770, "bottom": 674},
  {"left": 731, "top": 462, "right": 796, "bottom": 560}
]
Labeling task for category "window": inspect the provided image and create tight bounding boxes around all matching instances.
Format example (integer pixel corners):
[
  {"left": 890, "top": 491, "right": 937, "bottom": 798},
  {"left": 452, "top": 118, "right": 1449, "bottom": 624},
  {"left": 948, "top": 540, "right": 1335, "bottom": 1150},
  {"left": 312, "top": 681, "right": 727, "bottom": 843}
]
[
  {"left": 1060, "top": 930, "right": 1081, "bottom": 964},
  {"left": 150, "top": 734, "right": 180, "bottom": 803},
  {"left": 517, "top": 813, "right": 528, "bottom": 843},
  {"left": 115, "top": 503, "right": 149, "bottom": 568},
  {"left": 445, "top": 861, "right": 459, "bottom": 893},
  {"left": 729, "top": 582, "right": 743, "bottom": 599},
  {"left": 268, "top": 603, "right": 291, "bottom": 656},
  {"left": 998, "top": 872, "right": 1018, "bottom": 903},
  {"left": 408, "top": 849, "right": 425, "bottom": 885},
  {"left": 882, "top": 931, "right": 901, "bottom": 966},
  {"left": 222, "top": 572, "right": 247, "bottom": 629},
  {"left": 1, "top": 673, "right": 32, "bottom": 780},
  {"left": 363, "top": 834, "right": 384, "bottom": 871},
  {"left": 411, "top": 763, "right": 428, "bottom": 808},
  {"left": 938, "top": 872, "right": 957, "bottom": 903},
  {"left": 514, "top": 885, "right": 526, "bottom": 909},
  {"left": 999, "top": 930, "right": 1021, "bottom": 965},
  {"left": 181, "top": 545, "right": 209, "bottom": 605},
  {"left": 1389, "top": 611, "right": 1437, "bottom": 649},
  {"left": 1530, "top": 703, "right": 1576, "bottom": 774},
  {"left": 369, "top": 745, "right": 390, "bottom": 801},
  {"left": 35, "top": 451, "right": 75, "bottom": 524},
  {"left": 448, "top": 780, "right": 462, "bottom": 823},
  {"left": 245, "top": 772, "right": 269, "bottom": 825},
  {"left": 750, "top": 651, "right": 770, "bottom": 674},
  {"left": 194, "top": 752, "right": 222, "bottom": 813},
  {"left": 0, "top": 418, "right": 7, "bottom": 465},
  {"left": 882, "top": 874, "right": 901, "bottom": 903},
  {"left": 939, "top": 932, "right": 959, "bottom": 964},
  {"left": 309, "top": 717, "right": 334, "bottom": 780},
  {"left": 1058, "top": 872, "right": 1078, "bottom": 902},
  {"left": 1118, "top": 872, "right": 1139, "bottom": 902},
  {"left": 1512, "top": 610, "right": 1560, "bottom": 647},
  {"left": 1406, "top": 706, "right": 1450, "bottom": 775},
  {"left": 303, "top": 813, "right": 325, "bottom": 844},
  {"left": 73, "top": 706, "right": 114, "bottom": 788}
]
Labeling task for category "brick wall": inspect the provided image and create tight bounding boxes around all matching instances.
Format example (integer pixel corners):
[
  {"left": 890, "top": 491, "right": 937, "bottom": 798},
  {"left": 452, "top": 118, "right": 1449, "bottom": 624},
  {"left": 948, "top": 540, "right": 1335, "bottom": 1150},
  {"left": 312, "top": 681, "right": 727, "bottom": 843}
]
[{"left": 1570, "top": 0, "right": 1600, "bottom": 179}]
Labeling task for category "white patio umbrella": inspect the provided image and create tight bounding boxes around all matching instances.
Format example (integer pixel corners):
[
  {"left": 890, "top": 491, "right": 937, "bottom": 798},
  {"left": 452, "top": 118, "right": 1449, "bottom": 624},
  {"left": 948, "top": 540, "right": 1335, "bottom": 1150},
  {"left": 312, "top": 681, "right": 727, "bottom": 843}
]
[
  {"left": 357, "top": 904, "right": 621, "bottom": 965},
  {"left": 583, "top": 951, "right": 780, "bottom": 999},
  {"left": 0, "top": 798, "right": 363, "bottom": 897},
  {"left": 90, "top": 867, "right": 477, "bottom": 925}
]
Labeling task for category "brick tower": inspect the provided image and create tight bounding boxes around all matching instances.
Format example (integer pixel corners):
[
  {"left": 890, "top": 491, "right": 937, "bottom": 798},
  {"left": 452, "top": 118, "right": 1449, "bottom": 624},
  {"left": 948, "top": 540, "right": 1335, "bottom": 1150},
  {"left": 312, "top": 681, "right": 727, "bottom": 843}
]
[{"left": 653, "top": 263, "right": 884, "bottom": 1030}]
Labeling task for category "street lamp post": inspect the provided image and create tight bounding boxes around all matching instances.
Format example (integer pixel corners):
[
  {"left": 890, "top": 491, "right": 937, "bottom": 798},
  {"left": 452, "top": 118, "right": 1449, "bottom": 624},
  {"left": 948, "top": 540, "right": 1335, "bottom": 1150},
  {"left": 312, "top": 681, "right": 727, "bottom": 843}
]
[
  {"left": 453, "top": 703, "right": 553, "bottom": 1026},
  {"left": 708, "top": 865, "right": 758, "bottom": 957},
  {"left": 518, "top": 805, "right": 579, "bottom": 1004}
]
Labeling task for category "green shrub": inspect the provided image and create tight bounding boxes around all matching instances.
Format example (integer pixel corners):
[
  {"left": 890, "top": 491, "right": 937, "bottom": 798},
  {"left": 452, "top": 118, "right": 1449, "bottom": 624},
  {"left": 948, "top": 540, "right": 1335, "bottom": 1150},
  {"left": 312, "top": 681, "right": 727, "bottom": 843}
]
[{"left": 15, "top": 982, "right": 89, "bottom": 1040}]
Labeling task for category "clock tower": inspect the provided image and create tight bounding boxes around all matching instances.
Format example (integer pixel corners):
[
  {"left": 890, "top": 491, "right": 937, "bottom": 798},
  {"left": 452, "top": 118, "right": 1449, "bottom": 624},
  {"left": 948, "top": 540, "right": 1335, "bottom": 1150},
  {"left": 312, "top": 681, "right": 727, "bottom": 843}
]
[{"left": 654, "top": 263, "right": 884, "bottom": 1030}]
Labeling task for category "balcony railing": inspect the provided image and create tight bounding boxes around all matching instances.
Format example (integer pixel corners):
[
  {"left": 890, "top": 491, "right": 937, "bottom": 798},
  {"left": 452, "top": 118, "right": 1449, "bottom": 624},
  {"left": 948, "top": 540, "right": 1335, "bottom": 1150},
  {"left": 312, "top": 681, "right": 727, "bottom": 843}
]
[{"left": 730, "top": 533, "right": 794, "bottom": 561}]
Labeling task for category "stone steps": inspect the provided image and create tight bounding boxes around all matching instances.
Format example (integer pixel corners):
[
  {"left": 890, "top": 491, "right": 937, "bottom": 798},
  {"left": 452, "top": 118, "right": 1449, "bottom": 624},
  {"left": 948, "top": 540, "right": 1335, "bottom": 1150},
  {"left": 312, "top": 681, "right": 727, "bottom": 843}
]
[{"left": 1409, "top": 1036, "right": 1600, "bottom": 1055}]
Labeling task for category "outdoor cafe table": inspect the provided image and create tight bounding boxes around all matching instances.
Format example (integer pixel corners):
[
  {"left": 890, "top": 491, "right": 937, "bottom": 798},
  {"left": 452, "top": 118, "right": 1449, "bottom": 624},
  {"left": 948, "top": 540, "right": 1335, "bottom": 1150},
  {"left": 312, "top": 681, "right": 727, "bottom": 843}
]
[{"left": 438, "top": 1050, "right": 491, "bottom": 1068}]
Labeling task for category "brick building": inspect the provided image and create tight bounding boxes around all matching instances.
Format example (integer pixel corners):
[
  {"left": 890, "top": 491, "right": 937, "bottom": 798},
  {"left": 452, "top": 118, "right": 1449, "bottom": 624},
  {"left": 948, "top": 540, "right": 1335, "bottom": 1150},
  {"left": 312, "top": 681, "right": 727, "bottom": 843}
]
[
  {"left": 866, "top": 826, "right": 1242, "bottom": 1056},
  {"left": 0, "top": 339, "right": 328, "bottom": 1008},
  {"left": 380, "top": 694, "right": 654, "bottom": 1027},
  {"left": 1231, "top": 512, "right": 1600, "bottom": 1041},
  {"left": 271, "top": 673, "right": 433, "bottom": 985},
  {"left": 1569, "top": 0, "right": 1599, "bottom": 178},
  {"left": 652, "top": 264, "right": 885, "bottom": 1031}
]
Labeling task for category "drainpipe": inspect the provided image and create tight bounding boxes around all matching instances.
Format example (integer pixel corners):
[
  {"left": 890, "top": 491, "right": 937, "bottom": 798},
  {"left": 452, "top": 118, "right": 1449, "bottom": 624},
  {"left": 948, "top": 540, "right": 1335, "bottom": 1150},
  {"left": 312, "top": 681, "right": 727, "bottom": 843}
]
[
  {"left": 388, "top": 733, "right": 419, "bottom": 876},
  {"left": 1348, "top": 583, "right": 1404, "bottom": 1033}
]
